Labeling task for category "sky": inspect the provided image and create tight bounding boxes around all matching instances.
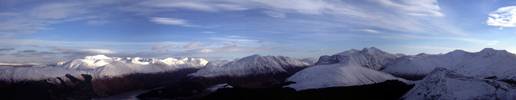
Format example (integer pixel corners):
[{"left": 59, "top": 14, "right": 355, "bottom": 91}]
[{"left": 1, "top": 0, "right": 516, "bottom": 63}]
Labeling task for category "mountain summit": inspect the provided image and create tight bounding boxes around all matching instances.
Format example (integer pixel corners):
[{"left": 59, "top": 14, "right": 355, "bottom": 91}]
[
  {"left": 316, "top": 47, "right": 399, "bottom": 70},
  {"left": 191, "top": 55, "right": 309, "bottom": 78},
  {"left": 190, "top": 55, "right": 309, "bottom": 88}
]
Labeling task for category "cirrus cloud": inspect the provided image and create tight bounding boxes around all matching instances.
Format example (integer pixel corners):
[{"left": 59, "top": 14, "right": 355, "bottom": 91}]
[{"left": 150, "top": 17, "right": 192, "bottom": 27}]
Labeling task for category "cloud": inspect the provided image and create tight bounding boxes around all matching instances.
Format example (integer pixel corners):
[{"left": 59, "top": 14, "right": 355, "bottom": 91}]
[
  {"left": 11, "top": 49, "right": 57, "bottom": 57},
  {"left": 0, "top": 49, "right": 59, "bottom": 64},
  {"left": 53, "top": 47, "right": 115, "bottom": 55},
  {"left": 235, "top": 0, "right": 452, "bottom": 35},
  {"left": 399, "top": 45, "right": 457, "bottom": 54},
  {"left": 216, "top": 42, "right": 262, "bottom": 52},
  {"left": 263, "top": 11, "right": 286, "bottom": 18},
  {"left": 209, "top": 35, "right": 259, "bottom": 42},
  {"left": 135, "top": 0, "right": 368, "bottom": 18},
  {"left": 0, "top": 48, "right": 15, "bottom": 52},
  {"left": 359, "top": 29, "right": 381, "bottom": 34},
  {"left": 146, "top": 35, "right": 267, "bottom": 56},
  {"left": 151, "top": 41, "right": 182, "bottom": 52},
  {"left": 0, "top": 12, "right": 18, "bottom": 16},
  {"left": 0, "top": 2, "right": 104, "bottom": 35},
  {"left": 198, "top": 48, "right": 214, "bottom": 53},
  {"left": 86, "top": 19, "right": 109, "bottom": 25},
  {"left": 134, "top": 0, "right": 462, "bottom": 37},
  {"left": 253, "top": 0, "right": 343, "bottom": 15},
  {"left": 1, "top": 0, "right": 451, "bottom": 36},
  {"left": 139, "top": 0, "right": 248, "bottom": 12},
  {"left": 376, "top": 0, "right": 444, "bottom": 17},
  {"left": 30, "top": 3, "right": 84, "bottom": 19},
  {"left": 183, "top": 42, "right": 203, "bottom": 49},
  {"left": 201, "top": 31, "right": 216, "bottom": 34},
  {"left": 79, "top": 49, "right": 115, "bottom": 54},
  {"left": 19, "top": 50, "right": 37, "bottom": 53},
  {"left": 0, "top": 18, "right": 48, "bottom": 34},
  {"left": 0, "top": 45, "right": 117, "bottom": 64},
  {"left": 487, "top": 6, "right": 516, "bottom": 28},
  {"left": 378, "top": 33, "right": 501, "bottom": 47},
  {"left": 150, "top": 17, "right": 191, "bottom": 26},
  {"left": 181, "top": 42, "right": 265, "bottom": 55},
  {"left": 454, "top": 38, "right": 499, "bottom": 46}
]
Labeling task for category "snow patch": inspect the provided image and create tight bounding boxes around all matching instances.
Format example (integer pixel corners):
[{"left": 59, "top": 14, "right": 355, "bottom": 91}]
[{"left": 286, "top": 64, "right": 408, "bottom": 91}]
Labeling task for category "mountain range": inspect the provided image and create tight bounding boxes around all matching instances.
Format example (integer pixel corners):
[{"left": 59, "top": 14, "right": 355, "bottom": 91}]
[{"left": 1, "top": 47, "right": 516, "bottom": 100}]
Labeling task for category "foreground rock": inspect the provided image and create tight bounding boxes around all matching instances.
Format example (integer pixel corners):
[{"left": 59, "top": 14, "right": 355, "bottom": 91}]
[{"left": 0, "top": 74, "right": 95, "bottom": 100}]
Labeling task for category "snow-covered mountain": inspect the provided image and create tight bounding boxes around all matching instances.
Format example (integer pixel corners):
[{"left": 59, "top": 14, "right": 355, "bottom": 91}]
[
  {"left": 58, "top": 55, "right": 208, "bottom": 78},
  {"left": 402, "top": 68, "right": 516, "bottom": 100},
  {"left": 190, "top": 55, "right": 309, "bottom": 78},
  {"left": 0, "top": 55, "right": 209, "bottom": 81},
  {"left": 60, "top": 55, "right": 113, "bottom": 70},
  {"left": 286, "top": 64, "right": 408, "bottom": 91},
  {"left": 60, "top": 55, "right": 208, "bottom": 70},
  {"left": 316, "top": 47, "right": 399, "bottom": 70},
  {"left": 383, "top": 48, "right": 516, "bottom": 80},
  {"left": 189, "top": 55, "right": 309, "bottom": 88}
]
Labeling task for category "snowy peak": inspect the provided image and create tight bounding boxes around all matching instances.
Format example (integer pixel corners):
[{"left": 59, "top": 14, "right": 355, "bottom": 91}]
[
  {"left": 158, "top": 57, "right": 209, "bottom": 67},
  {"left": 236, "top": 54, "right": 268, "bottom": 63},
  {"left": 480, "top": 48, "right": 497, "bottom": 53},
  {"left": 56, "top": 55, "right": 209, "bottom": 78},
  {"left": 477, "top": 48, "right": 511, "bottom": 57},
  {"left": 335, "top": 47, "right": 385, "bottom": 55},
  {"left": 84, "top": 55, "right": 112, "bottom": 60},
  {"left": 129, "top": 57, "right": 150, "bottom": 65},
  {"left": 61, "top": 56, "right": 114, "bottom": 70},
  {"left": 446, "top": 49, "right": 468, "bottom": 56},
  {"left": 402, "top": 68, "right": 516, "bottom": 100},
  {"left": 190, "top": 55, "right": 309, "bottom": 78},
  {"left": 235, "top": 55, "right": 306, "bottom": 66},
  {"left": 60, "top": 55, "right": 208, "bottom": 69},
  {"left": 350, "top": 47, "right": 387, "bottom": 55},
  {"left": 360, "top": 47, "right": 385, "bottom": 55},
  {"left": 316, "top": 47, "right": 398, "bottom": 70},
  {"left": 229, "top": 55, "right": 309, "bottom": 70},
  {"left": 189, "top": 55, "right": 310, "bottom": 88}
]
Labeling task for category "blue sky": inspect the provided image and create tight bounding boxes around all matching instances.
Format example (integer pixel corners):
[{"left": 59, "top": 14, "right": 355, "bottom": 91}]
[{"left": 1, "top": 0, "right": 516, "bottom": 63}]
